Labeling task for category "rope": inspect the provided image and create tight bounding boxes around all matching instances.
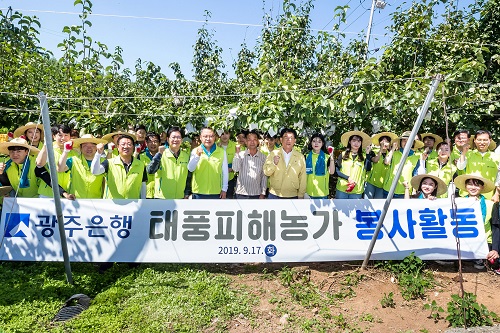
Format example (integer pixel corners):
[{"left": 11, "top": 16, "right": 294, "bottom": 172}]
[{"left": 2, "top": 7, "right": 500, "bottom": 47}]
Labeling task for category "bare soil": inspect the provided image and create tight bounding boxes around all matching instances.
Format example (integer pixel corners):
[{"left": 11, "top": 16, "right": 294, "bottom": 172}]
[{"left": 215, "top": 261, "right": 499, "bottom": 332}]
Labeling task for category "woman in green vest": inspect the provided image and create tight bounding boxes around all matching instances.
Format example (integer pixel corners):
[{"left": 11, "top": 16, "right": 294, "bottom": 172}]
[
  {"left": 305, "top": 133, "right": 335, "bottom": 199},
  {"left": 454, "top": 174, "right": 499, "bottom": 273},
  {"left": 365, "top": 132, "right": 398, "bottom": 199},
  {"left": 335, "top": 131, "right": 372, "bottom": 199},
  {"left": 14, "top": 122, "right": 44, "bottom": 150}
]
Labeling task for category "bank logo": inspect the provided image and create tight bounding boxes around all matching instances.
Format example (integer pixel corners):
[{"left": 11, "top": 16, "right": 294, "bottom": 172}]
[{"left": 4, "top": 213, "right": 30, "bottom": 237}]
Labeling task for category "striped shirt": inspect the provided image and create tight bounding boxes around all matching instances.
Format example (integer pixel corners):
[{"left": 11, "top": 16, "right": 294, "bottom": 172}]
[{"left": 231, "top": 150, "right": 267, "bottom": 196}]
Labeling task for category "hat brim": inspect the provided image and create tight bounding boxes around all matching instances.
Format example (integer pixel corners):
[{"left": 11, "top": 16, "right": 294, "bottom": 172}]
[
  {"left": 13, "top": 123, "right": 44, "bottom": 139},
  {"left": 420, "top": 133, "right": 443, "bottom": 148},
  {"left": 454, "top": 174, "right": 495, "bottom": 194},
  {"left": 341, "top": 131, "right": 371, "bottom": 149},
  {"left": 0, "top": 142, "right": 40, "bottom": 156},
  {"left": 0, "top": 186, "right": 13, "bottom": 197},
  {"left": 102, "top": 132, "right": 137, "bottom": 142},
  {"left": 397, "top": 136, "right": 424, "bottom": 150},
  {"left": 371, "top": 132, "right": 398, "bottom": 146},
  {"left": 410, "top": 174, "right": 448, "bottom": 197},
  {"left": 72, "top": 138, "right": 107, "bottom": 148}
]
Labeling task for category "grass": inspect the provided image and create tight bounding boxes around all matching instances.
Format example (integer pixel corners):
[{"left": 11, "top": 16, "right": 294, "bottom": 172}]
[{"left": 0, "top": 262, "right": 254, "bottom": 333}]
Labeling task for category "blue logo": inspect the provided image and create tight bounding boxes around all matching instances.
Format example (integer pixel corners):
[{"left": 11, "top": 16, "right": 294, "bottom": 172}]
[
  {"left": 264, "top": 244, "right": 277, "bottom": 257},
  {"left": 4, "top": 213, "right": 30, "bottom": 237}
]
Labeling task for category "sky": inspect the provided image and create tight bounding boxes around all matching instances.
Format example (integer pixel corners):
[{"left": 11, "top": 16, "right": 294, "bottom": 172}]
[{"left": 0, "top": 0, "right": 474, "bottom": 79}]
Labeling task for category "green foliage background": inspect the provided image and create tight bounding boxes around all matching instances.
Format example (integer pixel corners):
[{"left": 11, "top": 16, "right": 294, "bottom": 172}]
[{"left": 1, "top": 0, "right": 499, "bottom": 146}]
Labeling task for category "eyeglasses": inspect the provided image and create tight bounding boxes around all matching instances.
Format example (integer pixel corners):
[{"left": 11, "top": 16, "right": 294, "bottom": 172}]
[
  {"left": 202, "top": 135, "right": 215, "bottom": 139},
  {"left": 170, "top": 136, "right": 182, "bottom": 140},
  {"left": 119, "top": 143, "right": 134, "bottom": 147}
]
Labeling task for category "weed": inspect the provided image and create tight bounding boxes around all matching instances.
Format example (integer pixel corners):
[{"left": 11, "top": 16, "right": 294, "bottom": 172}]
[
  {"left": 380, "top": 292, "right": 395, "bottom": 308},
  {"left": 259, "top": 267, "right": 276, "bottom": 280},
  {"left": 446, "top": 292, "right": 499, "bottom": 327},
  {"left": 376, "top": 253, "right": 434, "bottom": 300},
  {"left": 360, "top": 313, "right": 375, "bottom": 322},
  {"left": 279, "top": 266, "right": 294, "bottom": 286},
  {"left": 423, "top": 300, "right": 444, "bottom": 322}
]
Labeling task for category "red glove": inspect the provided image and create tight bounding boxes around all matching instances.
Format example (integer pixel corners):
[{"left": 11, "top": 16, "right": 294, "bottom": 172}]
[
  {"left": 64, "top": 141, "right": 73, "bottom": 151},
  {"left": 108, "top": 142, "right": 115, "bottom": 151},
  {"left": 7, "top": 132, "right": 14, "bottom": 141},
  {"left": 327, "top": 146, "right": 334, "bottom": 155},
  {"left": 135, "top": 146, "right": 141, "bottom": 154}
]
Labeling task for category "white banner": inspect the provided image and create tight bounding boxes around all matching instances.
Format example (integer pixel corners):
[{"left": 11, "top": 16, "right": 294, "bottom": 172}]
[{"left": 0, "top": 198, "right": 488, "bottom": 263}]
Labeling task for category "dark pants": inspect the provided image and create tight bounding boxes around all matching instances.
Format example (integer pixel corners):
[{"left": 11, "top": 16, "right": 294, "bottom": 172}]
[
  {"left": 226, "top": 177, "right": 236, "bottom": 199},
  {"left": 268, "top": 193, "right": 298, "bottom": 199},
  {"left": 192, "top": 193, "right": 220, "bottom": 199},
  {"left": 236, "top": 194, "right": 261, "bottom": 199}
]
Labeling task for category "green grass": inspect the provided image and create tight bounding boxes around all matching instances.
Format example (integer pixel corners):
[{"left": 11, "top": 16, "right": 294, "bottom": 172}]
[{"left": 0, "top": 262, "right": 254, "bottom": 333}]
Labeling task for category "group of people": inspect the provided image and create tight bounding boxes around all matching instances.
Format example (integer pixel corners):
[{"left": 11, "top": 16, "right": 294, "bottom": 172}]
[{"left": 0, "top": 122, "right": 499, "bottom": 274}]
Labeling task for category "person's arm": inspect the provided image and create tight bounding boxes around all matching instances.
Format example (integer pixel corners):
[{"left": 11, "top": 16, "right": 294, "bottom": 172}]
[
  {"left": 456, "top": 144, "right": 469, "bottom": 170},
  {"left": 364, "top": 151, "right": 373, "bottom": 172},
  {"left": 0, "top": 163, "right": 11, "bottom": 186},
  {"left": 384, "top": 142, "right": 398, "bottom": 165},
  {"left": 263, "top": 151, "right": 279, "bottom": 177},
  {"left": 404, "top": 183, "right": 410, "bottom": 199},
  {"left": 220, "top": 150, "right": 228, "bottom": 198},
  {"left": 298, "top": 156, "right": 307, "bottom": 199},
  {"left": 140, "top": 166, "right": 147, "bottom": 199},
  {"left": 147, "top": 146, "right": 164, "bottom": 174},
  {"left": 187, "top": 147, "right": 202, "bottom": 172},
  {"left": 335, "top": 154, "right": 349, "bottom": 180},
  {"left": 231, "top": 151, "right": 241, "bottom": 173},
  {"left": 91, "top": 143, "right": 106, "bottom": 175},
  {"left": 180, "top": 170, "right": 191, "bottom": 198},
  {"left": 57, "top": 149, "right": 71, "bottom": 172},
  {"left": 34, "top": 166, "right": 75, "bottom": 199},
  {"left": 328, "top": 153, "right": 335, "bottom": 175},
  {"left": 36, "top": 143, "right": 47, "bottom": 167},
  {"left": 371, "top": 149, "right": 381, "bottom": 163},
  {"left": 487, "top": 203, "right": 500, "bottom": 260}
]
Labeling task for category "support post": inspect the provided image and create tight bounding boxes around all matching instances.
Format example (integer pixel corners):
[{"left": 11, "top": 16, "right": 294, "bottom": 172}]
[
  {"left": 39, "top": 93, "right": 73, "bottom": 284},
  {"left": 365, "top": 0, "right": 376, "bottom": 59},
  {"left": 361, "top": 75, "right": 444, "bottom": 269}
]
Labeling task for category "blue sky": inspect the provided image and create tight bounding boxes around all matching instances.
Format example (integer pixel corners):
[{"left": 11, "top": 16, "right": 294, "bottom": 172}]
[{"left": 0, "top": 0, "right": 474, "bottom": 79}]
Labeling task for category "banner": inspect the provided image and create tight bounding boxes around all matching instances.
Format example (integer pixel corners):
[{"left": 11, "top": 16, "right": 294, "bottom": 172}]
[{"left": 0, "top": 198, "right": 488, "bottom": 263}]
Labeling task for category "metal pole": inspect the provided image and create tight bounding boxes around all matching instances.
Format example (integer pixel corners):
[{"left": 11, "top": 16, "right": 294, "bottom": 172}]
[
  {"left": 361, "top": 75, "right": 444, "bottom": 269},
  {"left": 39, "top": 93, "right": 73, "bottom": 284},
  {"left": 365, "top": 0, "right": 376, "bottom": 59}
]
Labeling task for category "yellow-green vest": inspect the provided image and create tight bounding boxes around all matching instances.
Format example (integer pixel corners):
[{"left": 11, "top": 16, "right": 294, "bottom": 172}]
[
  {"left": 104, "top": 156, "right": 145, "bottom": 199},
  {"left": 306, "top": 152, "right": 330, "bottom": 197},
  {"left": 192, "top": 147, "right": 225, "bottom": 195},
  {"left": 336, "top": 153, "right": 367, "bottom": 195},
  {"left": 155, "top": 149, "right": 190, "bottom": 199},
  {"left": 69, "top": 154, "right": 105, "bottom": 199},
  {"left": 5, "top": 156, "right": 39, "bottom": 198}
]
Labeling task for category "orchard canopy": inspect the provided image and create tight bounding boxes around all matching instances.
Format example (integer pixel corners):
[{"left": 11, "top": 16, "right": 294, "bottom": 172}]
[{"left": 1, "top": 0, "right": 499, "bottom": 147}]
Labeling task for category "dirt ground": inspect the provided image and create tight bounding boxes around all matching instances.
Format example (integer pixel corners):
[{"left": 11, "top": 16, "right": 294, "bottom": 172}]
[{"left": 217, "top": 261, "right": 500, "bottom": 332}]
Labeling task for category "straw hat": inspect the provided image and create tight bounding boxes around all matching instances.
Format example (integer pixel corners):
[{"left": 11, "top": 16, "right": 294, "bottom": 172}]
[
  {"left": 469, "top": 135, "right": 497, "bottom": 151},
  {"left": 0, "top": 186, "right": 13, "bottom": 197},
  {"left": 371, "top": 132, "right": 398, "bottom": 146},
  {"left": 13, "top": 122, "right": 44, "bottom": 139},
  {"left": 102, "top": 131, "right": 137, "bottom": 143},
  {"left": 341, "top": 131, "right": 371, "bottom": 149},
  {"left": 420, "top": 133, "right": 443, "bottom": 148},
  {"left": 454, "top": 173, "right": 495, "bottom": 194},
  {"left": 72, "top": 134, "right": 107, "bottom": 148},
  {"left": 410, "top": 174, "right": 448, "bottom": 197},
  {"left": 0, "top": 137, "right": 40, "bottom": 155},
  {"left": 398, "top": 131, "right": 424, "bottom": 150}
]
